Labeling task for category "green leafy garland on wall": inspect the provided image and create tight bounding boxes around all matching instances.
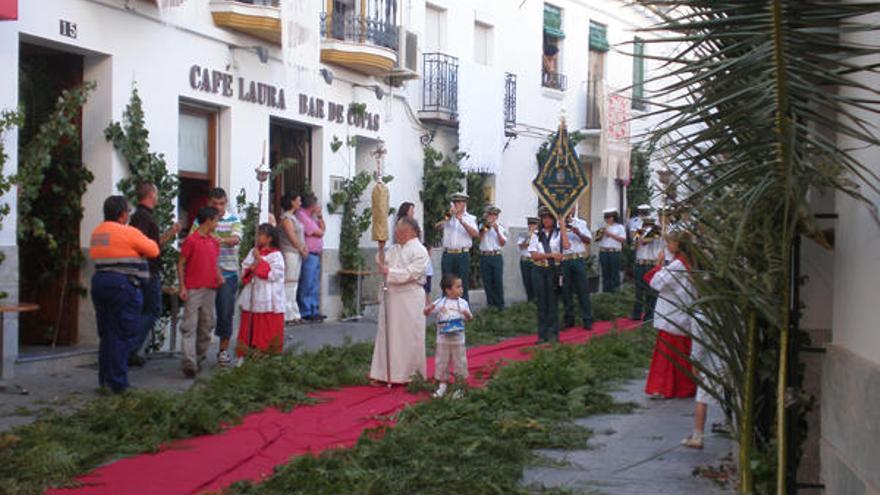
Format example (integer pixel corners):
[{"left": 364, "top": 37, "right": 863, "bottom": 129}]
[
  {"left": 235, "top": 188, "right": 259, "bottom": 265},
  {"left": 420, "top": 145, "right": 465, "bottom": 247},
  {"left": 16, "top": 83, "right": 95, "bottom": 344},
  {"left": 327, "top": 171, "right": 392, "bottom": 318},
  {"left": 626, "top": 148, "right": 652, "bottom": 212},
  {"left": 105, "top": 87, "right": 180, "bottom": 286},
  {"left": 0, "top": 110, "right": 24, "bottom": 300}
]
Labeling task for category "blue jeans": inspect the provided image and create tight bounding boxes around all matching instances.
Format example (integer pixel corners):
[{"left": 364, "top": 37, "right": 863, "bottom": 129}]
[
  {"left": 215, "top": 271, "right": 238, "bottom": 340},
  {"left": 297, "top": 253, "right": 321, "bottom": 318},
  {"left": 131, "top": 273, "right": 161, "bottom": 358},
  {"left": 91, "top": 271, "right": 143, "bottom": 393},
  {"left": 599, "top": 251, "right": 622, "bottom": 292}
]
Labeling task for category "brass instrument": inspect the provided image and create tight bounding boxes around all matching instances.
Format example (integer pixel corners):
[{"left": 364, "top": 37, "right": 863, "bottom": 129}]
[
  {"left": 644, "top": 225, "right": 662, "bottom": 241},
  {"left": 594, "top": 226, "right": 606, "bottom": 241},
  {"left": 443, "top": 207, "right": 454, "bottom": 221}
]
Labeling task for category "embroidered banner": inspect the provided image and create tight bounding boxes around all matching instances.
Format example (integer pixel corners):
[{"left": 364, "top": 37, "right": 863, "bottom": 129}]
[{"left": 532, "top": 121, "right": 589, "bottom": 219}]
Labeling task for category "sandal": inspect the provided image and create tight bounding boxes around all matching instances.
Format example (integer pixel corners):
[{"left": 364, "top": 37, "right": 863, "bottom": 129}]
[{"left": 681, "top": 434, "right": 704, "bottom": 450}]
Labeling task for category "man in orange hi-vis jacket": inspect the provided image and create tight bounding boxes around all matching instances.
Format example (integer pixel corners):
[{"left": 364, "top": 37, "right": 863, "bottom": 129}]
[{"left": 89, "top": 195, "right": 159, "bottom": 393}]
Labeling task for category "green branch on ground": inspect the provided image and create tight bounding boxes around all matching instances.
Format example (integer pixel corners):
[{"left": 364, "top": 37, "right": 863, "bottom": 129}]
[
  {"left": 0, "top": 302, "right": 572, "bottom": 494},
  {"left": 227, "top": 328, "right": 653, "bottom": 495}
]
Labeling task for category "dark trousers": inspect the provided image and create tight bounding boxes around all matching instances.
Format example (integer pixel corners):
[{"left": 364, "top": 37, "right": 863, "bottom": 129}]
[
  {"left": 599, "top": 251, "right": 622, "bottom": 292},
  {"left": 532, "top": 265, "right": 559, "bottom": 342},
  {"left": 562, "top": 258, "right": 593, "bottom": 329},
  {"left": 480, "top": 254, "right": 504, "bottom": 310},
  {"left": 92, "top": 271, "right": 143, "bottom": 393},
  {"left": 131, "top": 273, "right": 162, "bottom": 359},
  {"left": 441, "top": 251, "right": 471, "bottom": 301},
  {"left": 215, "top": 271, "right": 238, "bottom": 340},
  {"left": 632, "top": 264, "right": 658, "bottom": 320},
  {"left": 520, "top": 259, "right": 535, "bottom": 303}
]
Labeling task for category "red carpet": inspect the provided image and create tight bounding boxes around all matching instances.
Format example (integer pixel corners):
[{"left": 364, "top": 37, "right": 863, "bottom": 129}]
[{"left": 48, "top": 319, "right": 640, "bottom": 495}]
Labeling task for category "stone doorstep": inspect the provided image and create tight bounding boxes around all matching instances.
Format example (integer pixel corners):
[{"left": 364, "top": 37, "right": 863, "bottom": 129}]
[{"left": 15, "top": 346, "right": 98, "bottom": 376}]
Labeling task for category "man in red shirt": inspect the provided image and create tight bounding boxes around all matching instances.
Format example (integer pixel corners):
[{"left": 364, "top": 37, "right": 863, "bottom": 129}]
[{"left": 177, "top": 206, "right": 223, "bottom": 377}]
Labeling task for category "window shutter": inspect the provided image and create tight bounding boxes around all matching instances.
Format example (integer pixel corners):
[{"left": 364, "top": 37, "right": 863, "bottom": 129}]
[
  {"left": 543, "top": 4, "right": 565, "bottom": 38},
  {"left": 632, "top": 37, "right": 646, "bottom": 108},
  {"left": 589, "top": 21, "right": 609, "bottom": 52}
]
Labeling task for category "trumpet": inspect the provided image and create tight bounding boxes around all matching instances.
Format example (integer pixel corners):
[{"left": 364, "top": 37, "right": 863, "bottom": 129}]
[
  {"left": 443, "top": 208, "right": 454, "bottom": 221},
  {"left": 643, "top": 225, "right": 662, "bottom": 240},
  {"left": 481, "top": 222, "right": 492, "bottom": 233},
  {"left": 594, "top": 227, "right": 606, "bottom": 241}
]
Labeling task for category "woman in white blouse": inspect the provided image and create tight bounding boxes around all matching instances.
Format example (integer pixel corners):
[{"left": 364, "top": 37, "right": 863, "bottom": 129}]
[{"left": 644, "top": 230, "right": 697, "bottom": 399}]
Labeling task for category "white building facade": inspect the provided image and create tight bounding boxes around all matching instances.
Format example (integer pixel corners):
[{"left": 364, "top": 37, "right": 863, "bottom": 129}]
[{"left": 0, "top": 0, "right": 664, "bottom": 374}]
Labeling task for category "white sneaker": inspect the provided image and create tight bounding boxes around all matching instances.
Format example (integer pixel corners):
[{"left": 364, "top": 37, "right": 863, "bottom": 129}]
[
  {"left": 451, "top": 389, "right": 464, "bottom": 400},
  {"left": 433, "top": 383, "right": 448, "bottom": 398},
  {"left": 217, "top": 350, "right": 231, "bottom": 368},
  {"left": 235, "top": 356, "right": 246, "bottom": 368}
]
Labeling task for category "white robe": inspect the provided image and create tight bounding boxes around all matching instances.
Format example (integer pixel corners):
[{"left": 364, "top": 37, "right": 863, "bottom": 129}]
[
  {"left": 238, "top": 250, "right": 286, "bottom": 314},
  {"left": 369, "top": 238, "right": 429, "bottom": 383}
]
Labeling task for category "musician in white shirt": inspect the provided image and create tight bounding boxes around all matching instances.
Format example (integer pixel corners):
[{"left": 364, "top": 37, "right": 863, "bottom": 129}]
[
  {"left": 632, "top": 216, "right": 662, "bottom": 321},
  {"left": 479, "top": 205, "right": 507, "bottom": 310},
  {"left": 516, "top": 217, "right": 539, "bottom": 303},
  {"left": 562, "top": 211, "right": 593, "bottom": 329},
  {"left": 528, "top": 206, "right": 570, "bottom": 343},
  {"left": 596, "top": 208, "right": 627, "bottom": 292},
  {"left": 434, "top": 192, "right": 479, "bottom": 301}
]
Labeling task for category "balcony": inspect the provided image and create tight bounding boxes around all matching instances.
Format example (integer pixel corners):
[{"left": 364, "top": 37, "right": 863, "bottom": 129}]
[
  {"left": 504, "top": 72, "right": 517, "bottom": 132},
  {"left": 320, "top": 11, "right": 399, "bottom": 76},
  {"left": 542, "top": 70, "right": 567, "bottom": 92},
  {"left": 586, "top": 77, "right": 601, "bottom": 129},
  {"left": 209, "top": 0, "right": 281, "bottom": 45},
  {"left": 418, "top": 53, "right": 458, "bottom": 126}
]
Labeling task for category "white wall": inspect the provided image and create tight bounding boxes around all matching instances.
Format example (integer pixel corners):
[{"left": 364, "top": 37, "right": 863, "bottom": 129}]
[{"left": 833, "top": 12, "right": 880, "bottom": 366}]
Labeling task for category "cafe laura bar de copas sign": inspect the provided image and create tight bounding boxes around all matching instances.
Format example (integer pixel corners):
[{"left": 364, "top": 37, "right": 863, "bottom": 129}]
[{"left": 188, "top": 64, "right": 380, "bottom": 131}]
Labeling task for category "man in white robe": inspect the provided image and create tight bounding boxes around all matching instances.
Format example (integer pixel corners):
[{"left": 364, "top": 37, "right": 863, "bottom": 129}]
[{"left": 370, "top": 216, "right": 429, "bottom": 384}]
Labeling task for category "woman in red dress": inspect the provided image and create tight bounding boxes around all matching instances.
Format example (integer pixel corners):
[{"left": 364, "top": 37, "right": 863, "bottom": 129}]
[
  {"left": 644, "top": 230, "right": 697, "bottom": 399},
  {"left": 237, "top": 223, "right": 286, "bottom": 363}
]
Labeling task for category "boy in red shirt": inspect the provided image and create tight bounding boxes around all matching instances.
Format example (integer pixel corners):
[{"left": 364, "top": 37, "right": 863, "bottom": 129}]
[{"left": 178, "top": 206, "right": 223, "bottom": 377}]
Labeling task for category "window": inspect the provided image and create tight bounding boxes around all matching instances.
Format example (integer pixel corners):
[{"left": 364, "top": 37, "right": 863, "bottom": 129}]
[
  {"left": 632, "top": 37, "right": 647, "bottom": 110},
  {"left": 589, "top": 21, "right": 609, "bottom": 52},
  {"left": 542, "top": 4, "right": 566, "bottom": 90},
  {"left": 473, "top": 22, "right": 492, "bottom": 65},
  {"left": 425, "top": 4, "right": 446, "bottom": 52},
  {"left": 177, "top": 104, "right": 217, "bottom": 232}
]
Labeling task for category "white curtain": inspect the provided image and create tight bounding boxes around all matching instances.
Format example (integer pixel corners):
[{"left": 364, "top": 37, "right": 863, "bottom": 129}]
[
  {"left": 457, "top": 61, "right": 505, "bottom": 175},
  {"left": 281, "top": 0, "right": 321, "bottom": 93}
]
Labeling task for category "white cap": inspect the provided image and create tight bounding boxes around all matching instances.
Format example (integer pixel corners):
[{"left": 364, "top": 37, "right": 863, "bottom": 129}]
[
  {"left": 637, "top": 204, "right": 652, "bottom": 211},
  {"left": 602, "top": 208, "right": 618, "bottom": 215}
]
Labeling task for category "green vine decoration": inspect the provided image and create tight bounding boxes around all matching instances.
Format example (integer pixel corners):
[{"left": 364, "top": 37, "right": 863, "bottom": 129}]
[
  {"left": 16, "top": 82, "right": 96, "bottom": 344},
  {"left": 420, "top": 145, "right": 465, "bottom": 247},
  {"left": 327, "top": 171, "right": 393, "bottom": 318},
  {"left": 235, "top": 188, "right": 260, "bottom": 265},
  {"left": 105, "top": 87, "right": 180, "bottom": 287},
  {"left": 0, "top": 109, "right": 23, "bottom": 300},
  {"left": 626, "top": 148, "right": 652, "bottom": 212}
]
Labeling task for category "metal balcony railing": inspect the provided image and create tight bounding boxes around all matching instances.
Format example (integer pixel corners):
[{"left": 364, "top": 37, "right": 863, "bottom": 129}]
[
  {"left": 504, "top": 73, "right": 517, "bottom": 127},
  {"left": 421, "top": 53, "right": 458, "bottom": 118},
  {"left": 586, "top": 77, "right": 602, "bottom": 129},
  {"left": 320, "top": 11, "right": 398, "bottom": 51},
  {"left": 541, "top": 70, "right": 567, "bottom": 91}
]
